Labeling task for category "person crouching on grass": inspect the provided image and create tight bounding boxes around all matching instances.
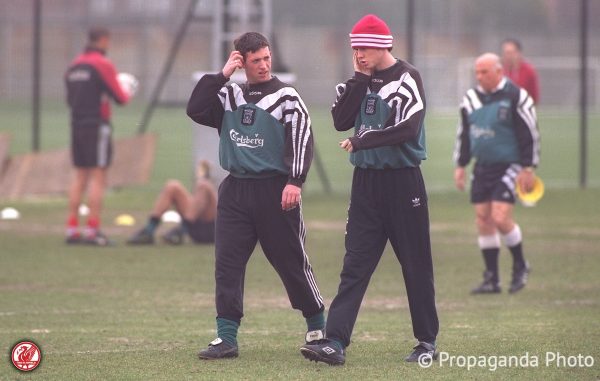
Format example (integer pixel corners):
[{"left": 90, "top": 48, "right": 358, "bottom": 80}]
[{"left": 127, "top": 160, "right": 217, "bottom": 245}]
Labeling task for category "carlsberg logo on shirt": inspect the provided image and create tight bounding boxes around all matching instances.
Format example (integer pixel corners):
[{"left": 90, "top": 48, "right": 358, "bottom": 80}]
[
  {"left": 229, "top": 130, "right": 264, "bottom": 148},
  {"left": 470, "top": 124, "right": 496, "bottom": 139}
]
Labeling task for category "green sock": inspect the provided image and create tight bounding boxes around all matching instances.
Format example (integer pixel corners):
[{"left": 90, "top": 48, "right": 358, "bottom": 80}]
[
  {"left": 305, "top": 310, "right": 325, "bottom": 331},
  {"left": 329, "top": 338, "right": 344, "bottom": 351},
  {"left": 216, "top": 317, "right": 239, "bottom": 346}
]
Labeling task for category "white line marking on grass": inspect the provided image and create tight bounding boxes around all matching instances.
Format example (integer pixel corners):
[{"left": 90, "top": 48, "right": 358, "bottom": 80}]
[
  {"left": 47, "top": 347, "right": 185, "bottom": 355},
  {"left": 0, "top": 309, "right": 96, "bottom": 316}
]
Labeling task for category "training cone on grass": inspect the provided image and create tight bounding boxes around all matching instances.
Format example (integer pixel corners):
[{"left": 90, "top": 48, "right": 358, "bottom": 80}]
[
  {"left": 115, "top": 214, "right": 136, "bottom": 226},
  {"left": 517, "top": 176, "right": 545, "bottom": 207},
  {"left": 1, "top": 207, "right": 20, "bottom": 220}
]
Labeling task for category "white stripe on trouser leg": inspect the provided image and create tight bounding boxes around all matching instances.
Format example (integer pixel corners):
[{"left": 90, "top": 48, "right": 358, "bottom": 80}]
[
  {"left": 478, "top": 233, "right": 501, "bottom": 249},
  {"left": 502, "top": 164, "right": 521, "bottom": 198},
  {"left": 502, "top": 225, "right": 522, "bottom": 248},
  {"left": 97, "top": 124, "right": 111, "bottom": 167},
  {"left": 298, "top": 202, "right": 324, "bottom": 306}
]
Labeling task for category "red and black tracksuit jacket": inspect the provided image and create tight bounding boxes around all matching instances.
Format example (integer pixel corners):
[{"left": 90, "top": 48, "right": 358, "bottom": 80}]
[{"left": 65, "top": 47, "right": 129, "bottom": 124}]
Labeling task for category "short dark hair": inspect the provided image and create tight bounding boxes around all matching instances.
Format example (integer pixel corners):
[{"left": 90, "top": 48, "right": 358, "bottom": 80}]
[
  {"left": 234, "top": 32, "right": 270, "bottom": 59},
  {"left": 502, "top": 38, "right": 522, "bottom": 51},
  {"left": 88, "top": 27, "right": 110, "bottom": 43}
]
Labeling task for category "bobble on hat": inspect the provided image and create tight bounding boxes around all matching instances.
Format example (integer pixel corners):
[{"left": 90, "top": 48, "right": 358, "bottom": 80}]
[{"left": 349, "top": 14, "right": 393, "bottom": 49}]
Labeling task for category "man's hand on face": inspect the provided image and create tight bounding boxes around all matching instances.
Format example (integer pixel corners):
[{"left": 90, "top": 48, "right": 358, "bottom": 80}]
[
  {"left": 222, "top": 50, "right": 244, "bottom": 78},
  {"left": 353, "top": 50, "right": 372, "bottom": 76}
]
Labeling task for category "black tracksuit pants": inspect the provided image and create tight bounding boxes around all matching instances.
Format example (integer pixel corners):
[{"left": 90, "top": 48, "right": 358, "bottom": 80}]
[
  {"left": 326, "top": 166, "right": 439, "bottom": 347},
  {"left": 214, "top": 175, "right": 324, "bottom": 324}
]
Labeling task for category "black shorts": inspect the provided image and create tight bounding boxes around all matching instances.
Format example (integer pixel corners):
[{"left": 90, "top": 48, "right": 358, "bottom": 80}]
[
  {"left": 470, "top": 163, "right": 521, "bottom": 204},
  {"left": 188, "top": 218, "right": 215, "bottom": 244},
  {"left": 71, "top": 120, "right": 113, "bottom": 168}
]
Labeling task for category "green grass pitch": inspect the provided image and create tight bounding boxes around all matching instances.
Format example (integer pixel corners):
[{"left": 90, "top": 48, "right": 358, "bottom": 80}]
[{"left": 0, "top": 102, "right": 599, "bottom": 380}]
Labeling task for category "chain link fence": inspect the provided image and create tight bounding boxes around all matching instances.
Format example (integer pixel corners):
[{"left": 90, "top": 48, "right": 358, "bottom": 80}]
[{"left": 1, "top": 0, "right": 599, "bottom": 110}]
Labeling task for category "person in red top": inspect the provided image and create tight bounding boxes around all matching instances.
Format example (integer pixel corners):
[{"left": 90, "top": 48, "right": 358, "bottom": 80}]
[
  {"left": 501, "top": 38, "right": 540, "bottom": 104},
  {"left": 64, "top": 27, "right": 131, "bottom": 245}
]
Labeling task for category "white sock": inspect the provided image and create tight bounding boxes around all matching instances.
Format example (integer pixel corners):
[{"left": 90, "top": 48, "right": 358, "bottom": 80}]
[
  {"left": 478, "top": 233, "right": 500, "bottom": 249},
  {"left": 503, "top": 225, "right": 522, "bottom": 247}
]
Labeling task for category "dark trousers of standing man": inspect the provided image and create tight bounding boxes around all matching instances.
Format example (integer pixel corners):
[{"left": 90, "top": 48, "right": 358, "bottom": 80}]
[
  {"left": 214, "top": 175, "right": 324, "bottom": 324},
  {"left": 326, "top": 166, "right": 439, "bottom": 347}
]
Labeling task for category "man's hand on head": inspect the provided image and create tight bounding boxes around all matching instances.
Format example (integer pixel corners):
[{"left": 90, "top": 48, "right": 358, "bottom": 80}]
[{"left": 222, "top": 51, "right": 244, "bottom": 78}]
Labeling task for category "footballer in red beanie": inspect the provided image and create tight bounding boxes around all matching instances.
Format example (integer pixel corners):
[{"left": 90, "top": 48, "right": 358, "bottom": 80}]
[{"left": 300, "top": 14, "right": 440, "bottom": 366}]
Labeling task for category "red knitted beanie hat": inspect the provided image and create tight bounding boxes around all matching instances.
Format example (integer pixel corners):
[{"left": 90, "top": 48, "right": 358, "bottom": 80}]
[{"left": 349, "top": 14, "right": 393, "bottom": 49}]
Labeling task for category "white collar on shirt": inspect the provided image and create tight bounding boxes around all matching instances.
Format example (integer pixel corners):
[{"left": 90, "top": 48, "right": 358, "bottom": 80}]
[{"left": 477, "top": 77, "right": 507, "bottom": 94}]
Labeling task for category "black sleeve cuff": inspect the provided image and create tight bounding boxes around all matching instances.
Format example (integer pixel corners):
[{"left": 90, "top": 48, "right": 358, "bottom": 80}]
[
  {"left": 349, "top": 136, "right": 362, "bottom": 152},
  {"left": 216, "top": 71, "right": 230, "bottom": 84},
  {"left": 287, "top": 177, "right": 304, "bottom": 187}
]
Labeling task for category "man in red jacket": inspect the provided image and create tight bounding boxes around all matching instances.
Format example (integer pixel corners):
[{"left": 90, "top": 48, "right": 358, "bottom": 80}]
[
  {"left": 501, "top": 38, "right": 540, "bottom": 104},
  {"left": 64, "top": 28, "right": 131, "bottom": 245}
]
